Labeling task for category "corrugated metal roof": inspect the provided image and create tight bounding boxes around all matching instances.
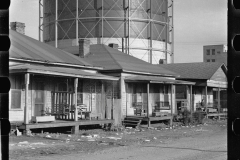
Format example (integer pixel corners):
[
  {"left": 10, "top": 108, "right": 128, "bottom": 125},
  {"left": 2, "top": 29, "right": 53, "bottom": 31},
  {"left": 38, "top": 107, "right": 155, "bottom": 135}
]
[
  {"left": 158, "top": 62, "right": 226, "bottom": 80},
  {"left": 9, "top": 30, "right": 94, "bottom": 67},
  {"left": 10, "top": 64, "right": 118, "bottom": 81},
  {"left": 124, "top": 75, "right": 195, "bottom": 85},
  {"left": 83, "top": 44, "right": 179, "bottom": 77}
]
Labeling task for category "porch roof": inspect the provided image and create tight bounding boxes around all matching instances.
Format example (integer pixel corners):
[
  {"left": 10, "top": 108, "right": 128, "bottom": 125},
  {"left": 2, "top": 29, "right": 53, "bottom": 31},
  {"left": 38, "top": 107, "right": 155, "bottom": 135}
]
[
  {"left": 124, "top": 75, "right": 195, "bottom": 85},
  {"left": 10, "top": 64, "right": 119, "bottom": 81}
]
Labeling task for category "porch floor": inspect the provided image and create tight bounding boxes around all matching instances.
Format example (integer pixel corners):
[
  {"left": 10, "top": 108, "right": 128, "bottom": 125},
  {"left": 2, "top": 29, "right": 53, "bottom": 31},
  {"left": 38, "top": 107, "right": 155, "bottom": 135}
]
[
  {"left": 18, "top": 119, "right": 114, "bottom": 134},
  {"left": 206, "top": 113, "right": 227, "bottom": 120}
]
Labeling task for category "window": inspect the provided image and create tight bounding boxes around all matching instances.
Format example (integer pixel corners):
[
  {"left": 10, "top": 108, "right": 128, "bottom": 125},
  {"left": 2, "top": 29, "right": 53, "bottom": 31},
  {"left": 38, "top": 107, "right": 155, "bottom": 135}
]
[
  {"left": 11, "top": 89, "right": 21, "bottom": 109},
  {"left": 217, "top": 51, "right": 221, "bottom": 54},
  {"left": 212, "top": 49, "right": 215, "bottom": 55},
  {"left": 207, "top": 59, "right": 210, "bottom": 62},
  {"left": 212, "top": 59, "right": 215, "bottom": 62},
  {"left": 206, "top": 49, "right": 210, "bottom": 55}
]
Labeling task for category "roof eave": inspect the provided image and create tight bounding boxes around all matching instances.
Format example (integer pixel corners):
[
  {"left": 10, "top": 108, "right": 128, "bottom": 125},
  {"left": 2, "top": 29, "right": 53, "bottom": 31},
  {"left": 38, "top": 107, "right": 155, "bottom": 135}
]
[{"left": 10, "top": 57, "right": 103, "bottom": 70}]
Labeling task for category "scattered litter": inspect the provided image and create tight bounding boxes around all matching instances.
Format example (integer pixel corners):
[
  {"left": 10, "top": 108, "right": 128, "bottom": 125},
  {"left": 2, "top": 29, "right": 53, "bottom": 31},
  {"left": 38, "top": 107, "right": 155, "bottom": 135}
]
[
  {"left": 16, "top": 129, "right": 22, "bottom": 136},
  {"left": 46, "top": 135, "right": 51, "bottom": 138},
  {"left": 81, "top": 135, "right": 92, "bottom": 139},
  {"left": 126, "top": 127, "right": 132, "bottom": 129},
  {"left": 153, "top": 137, "right": 157, "bottom": 140},
  {"left": 31, "top": 142, "right": 45, "bottom": 145},
  {"left": 66, "top": 139, "right": 70, "bottom": 141},
  {"left": 18, "top": 141, "right": 29, "bottom": 145},
  {"left": 106, "top": 137, "right": 122, "bottom": 140},
  {"left": 145, "top": 140, "right": 150, "bottom": 142},
  {"left": 68, "top": 135, "right": 72, "bottom": 137},
  {"left": 148, "top": 127, "right": 155, "bottom": 130},
  {"left": 93, "top": 134, "right": 99, "bottom": 138},
  {"left": 88, "top": 139, "right": 95, "bottom": 141},
  {"left": 31, "top": 148, "right": 35, "bottom": 149},
  {"left": 77, "top": 139, "right": 81, "bottom": 141}
]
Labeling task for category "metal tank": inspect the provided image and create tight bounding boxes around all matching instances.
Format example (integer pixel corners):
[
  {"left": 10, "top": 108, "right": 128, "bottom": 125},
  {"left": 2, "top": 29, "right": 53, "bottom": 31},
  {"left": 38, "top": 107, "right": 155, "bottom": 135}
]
[{"left": 39, "top": 0, "right": 174, "bottom": 64}]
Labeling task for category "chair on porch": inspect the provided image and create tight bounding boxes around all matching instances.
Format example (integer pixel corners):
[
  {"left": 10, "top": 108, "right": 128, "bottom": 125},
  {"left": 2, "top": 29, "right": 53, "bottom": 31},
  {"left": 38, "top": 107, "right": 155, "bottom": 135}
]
[{"left": 77, "top": 104, "right": 91, "bottom": 120}]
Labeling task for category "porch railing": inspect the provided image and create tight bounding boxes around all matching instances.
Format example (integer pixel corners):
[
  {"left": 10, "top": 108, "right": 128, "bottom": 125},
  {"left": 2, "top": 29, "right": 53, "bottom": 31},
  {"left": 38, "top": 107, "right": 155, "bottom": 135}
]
[{"left": 51, "top": 91, "right": 75, "bottom": 120}]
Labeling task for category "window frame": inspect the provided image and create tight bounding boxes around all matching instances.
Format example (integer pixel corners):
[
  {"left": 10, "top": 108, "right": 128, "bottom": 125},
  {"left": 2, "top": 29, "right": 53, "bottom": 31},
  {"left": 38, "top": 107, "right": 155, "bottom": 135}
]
[
  {"left": 206, "top": 49, "right": 210, "bottom": 55},
  {"left": 10, "top": 89, "right": 22, "bottom": 110},
  {"left": 212, "top": 49, "right": 215, "bottom": 55}
]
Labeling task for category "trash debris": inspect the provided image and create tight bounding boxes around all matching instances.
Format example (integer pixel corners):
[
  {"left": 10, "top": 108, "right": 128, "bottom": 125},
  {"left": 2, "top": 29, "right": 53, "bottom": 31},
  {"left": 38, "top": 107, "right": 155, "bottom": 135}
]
[
  {"left": 31, "top": 148, "right": 35, "bottom": 149},
  {"left": 145, "top": 140, "right": 150, "bottom": 142},
  {"left": 18, "top": 141, "right": 29, "bottom": 145},
  {"left": 31, "top": 142, "right": 45, "bottom": 145},
  {"left": 126, "top": 127, "right": 132, "bottom": 129},
  {"left": 106, "top": 137, "right": 122, "bottom": 140},
  {"left": 16, "top": 129, "right": 22, "bottom": 136},
  {"left": 45, "top": 135, "right": 51, "bottom": 138},
  {"left": 93, "top": 134, "right": 99, "bottom": 138},
  {"left": 153, "top": 137, "right": 157, "bottom": 140},
  {"left": 68, "top": 135, "right": 72, "bottom": 137}
]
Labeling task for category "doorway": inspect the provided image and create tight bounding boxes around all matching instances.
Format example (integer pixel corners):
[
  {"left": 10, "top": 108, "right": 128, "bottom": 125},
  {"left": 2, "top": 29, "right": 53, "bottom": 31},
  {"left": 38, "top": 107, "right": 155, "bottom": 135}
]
[{"left": 34, "top": 82, "right": 44, "bottom": 116}]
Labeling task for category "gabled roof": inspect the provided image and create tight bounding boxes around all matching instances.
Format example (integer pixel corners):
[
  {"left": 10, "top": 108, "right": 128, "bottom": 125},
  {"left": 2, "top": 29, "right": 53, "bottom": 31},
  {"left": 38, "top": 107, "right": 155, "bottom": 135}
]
[
  {"left": 9, "top": 30, "right": 96, "bottom": 69},
  {"left": 81, "top": 44, "right": 179, "bottom": 77},
  {"left": 10, "top": 64, "right": 118, "bottom": 81},
  {"left": 158, "top": 62, "right": 227, "bottom": 80}
]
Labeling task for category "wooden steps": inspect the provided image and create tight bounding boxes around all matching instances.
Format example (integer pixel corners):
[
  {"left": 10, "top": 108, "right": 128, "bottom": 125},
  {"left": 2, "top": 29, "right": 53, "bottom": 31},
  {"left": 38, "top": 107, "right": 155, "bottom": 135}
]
[{"left": 122, "top": 116, "right": 143, "bottom": 128}]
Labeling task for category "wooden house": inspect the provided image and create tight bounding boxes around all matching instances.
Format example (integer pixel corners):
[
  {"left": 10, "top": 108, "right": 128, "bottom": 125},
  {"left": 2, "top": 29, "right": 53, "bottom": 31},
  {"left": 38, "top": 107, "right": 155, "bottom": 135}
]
[
  {"left": 63, "top": 44, "right": 195, "bottom": 126},
  {"left": 9, "top": 30, "right": 119, "bottom": 133},
  {"left": 159, "top": 62, "right": 227, "bottom": 118}
]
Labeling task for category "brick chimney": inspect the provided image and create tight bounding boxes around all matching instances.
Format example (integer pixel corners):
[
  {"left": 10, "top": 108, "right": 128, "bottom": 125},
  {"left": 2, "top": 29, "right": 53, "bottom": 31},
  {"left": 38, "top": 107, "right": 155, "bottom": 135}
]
[
  {"left": 108, "top": 43, "right": 119, "bottom": 49},
  {"left": 10, "top": 22, "right": 25, "bottom": 35},
  {"left": 79, "top": 39, "right": 90, "bottom": 58}
]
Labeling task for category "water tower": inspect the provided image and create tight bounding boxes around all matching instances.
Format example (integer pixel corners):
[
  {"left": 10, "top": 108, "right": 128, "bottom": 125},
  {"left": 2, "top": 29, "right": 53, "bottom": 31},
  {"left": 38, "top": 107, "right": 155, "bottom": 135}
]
[{"left": 39, "top": 0, "right": 174, "bottom": 64}]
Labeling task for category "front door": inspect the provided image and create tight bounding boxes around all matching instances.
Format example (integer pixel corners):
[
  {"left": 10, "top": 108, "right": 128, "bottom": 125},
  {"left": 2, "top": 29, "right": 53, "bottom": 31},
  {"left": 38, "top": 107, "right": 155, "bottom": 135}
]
[{"left": 35, "top": 82, "right": 44, "bottom": 116}]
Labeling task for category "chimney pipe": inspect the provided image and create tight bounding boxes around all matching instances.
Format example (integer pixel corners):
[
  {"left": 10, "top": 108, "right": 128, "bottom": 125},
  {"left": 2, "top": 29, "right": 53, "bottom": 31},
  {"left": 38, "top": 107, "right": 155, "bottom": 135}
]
[
  {"left": 10, "top": 22, "right": 25, "bottom": 35},
  {"left": 79, "top": 39, "right": 90, "bottom": 58},
  {"left": 108, "top": 43, "right": 119, "bottom": 50}
]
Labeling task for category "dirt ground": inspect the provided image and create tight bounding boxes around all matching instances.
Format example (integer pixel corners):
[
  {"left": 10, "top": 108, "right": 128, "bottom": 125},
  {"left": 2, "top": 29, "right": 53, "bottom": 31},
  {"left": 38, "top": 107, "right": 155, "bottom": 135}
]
[{"left": 9, "top": 119, "right": 227, "bottom": 160}]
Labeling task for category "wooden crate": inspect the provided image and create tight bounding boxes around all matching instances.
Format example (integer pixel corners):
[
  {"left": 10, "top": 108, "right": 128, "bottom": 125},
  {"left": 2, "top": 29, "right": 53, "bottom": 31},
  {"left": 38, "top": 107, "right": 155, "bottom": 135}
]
[{"left": 32, "top": 116, "right": 55, "bottom": 123}]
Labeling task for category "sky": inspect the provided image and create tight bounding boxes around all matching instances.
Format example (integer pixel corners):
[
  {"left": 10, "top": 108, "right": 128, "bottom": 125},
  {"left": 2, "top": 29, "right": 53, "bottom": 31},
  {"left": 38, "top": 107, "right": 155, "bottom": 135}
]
[{"left": 9, "top": 0, "right": 227, "bottom": 63}]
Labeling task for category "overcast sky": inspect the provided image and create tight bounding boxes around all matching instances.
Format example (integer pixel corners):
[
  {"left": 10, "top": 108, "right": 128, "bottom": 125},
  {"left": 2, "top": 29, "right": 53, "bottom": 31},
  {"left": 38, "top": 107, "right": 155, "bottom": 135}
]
[{"left": 9, "top": 0, "right": 227, "bottom": 63}]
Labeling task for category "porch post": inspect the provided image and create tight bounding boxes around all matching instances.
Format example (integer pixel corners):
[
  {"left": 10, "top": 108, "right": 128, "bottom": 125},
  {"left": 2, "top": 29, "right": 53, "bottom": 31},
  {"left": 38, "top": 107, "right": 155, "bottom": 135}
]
[
  {"left": 24, "top": 73, "right": 30, "bottom": 124},
  {"left": 147, "top": 83, "right": 150, "bottom": 127},
  {"left": 112, "top": 81, "right": 114, "bottom": 120},
  {"left": 190, "top": 85, "right": 192, "bottom": 114},
  {"left": 74, "top": 78, "right": 78, "bottom": 121},
  {"left": 170, "top": 84, "right": 173, "bottom": 126},
  {"left": 205, "top": 86, "right": 208, "bottom": 112},
  {"left": 55, "top": 0, "right": 58, "bottom": 48},
  {"left": 218, "top": 88, "right": 221, "bottom": 113}
]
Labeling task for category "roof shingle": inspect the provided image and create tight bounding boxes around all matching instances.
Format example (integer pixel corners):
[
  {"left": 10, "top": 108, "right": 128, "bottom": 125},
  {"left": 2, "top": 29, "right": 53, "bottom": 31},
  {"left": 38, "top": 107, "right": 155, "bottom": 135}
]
[
  {"left": 85, "top": 45, "right": 179, "bottom": 77},
  {"left": 158, "top": 62, "right": 226, "bottom": 80},
  {"left": 9, "top": 30, "right": 93, "bottom": 67}
]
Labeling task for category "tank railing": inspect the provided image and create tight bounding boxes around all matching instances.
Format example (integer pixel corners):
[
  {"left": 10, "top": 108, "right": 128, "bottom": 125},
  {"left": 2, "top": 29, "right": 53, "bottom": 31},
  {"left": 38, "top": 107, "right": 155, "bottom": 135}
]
[{"left": 43, "top": 17, "right": 169, "bottom": 27}]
